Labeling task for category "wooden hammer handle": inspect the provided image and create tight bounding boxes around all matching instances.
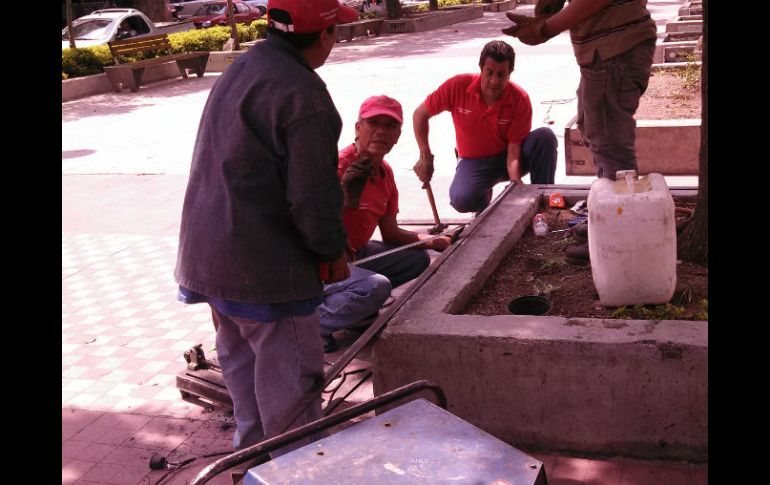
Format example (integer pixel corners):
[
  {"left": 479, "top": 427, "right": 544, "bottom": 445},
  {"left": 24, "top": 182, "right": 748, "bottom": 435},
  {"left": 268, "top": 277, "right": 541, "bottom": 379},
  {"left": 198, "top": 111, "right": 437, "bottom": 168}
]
[{"left": 423, "top": 182, "right": 441, "bottom": 225}]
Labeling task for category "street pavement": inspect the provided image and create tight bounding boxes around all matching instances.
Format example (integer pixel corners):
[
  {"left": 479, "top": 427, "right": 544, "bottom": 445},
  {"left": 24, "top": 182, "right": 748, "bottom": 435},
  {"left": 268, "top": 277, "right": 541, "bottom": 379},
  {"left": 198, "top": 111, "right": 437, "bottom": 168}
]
[{"left": 62, "top": 3, "right": 705, "bottom": 485}]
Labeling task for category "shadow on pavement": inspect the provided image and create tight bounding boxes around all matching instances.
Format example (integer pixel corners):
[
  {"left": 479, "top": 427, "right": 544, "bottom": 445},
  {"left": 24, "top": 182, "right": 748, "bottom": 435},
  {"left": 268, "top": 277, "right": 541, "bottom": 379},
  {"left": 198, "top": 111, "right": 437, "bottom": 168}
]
[{"left": 62, "top": 75, "right": 219, "bottom": 122}]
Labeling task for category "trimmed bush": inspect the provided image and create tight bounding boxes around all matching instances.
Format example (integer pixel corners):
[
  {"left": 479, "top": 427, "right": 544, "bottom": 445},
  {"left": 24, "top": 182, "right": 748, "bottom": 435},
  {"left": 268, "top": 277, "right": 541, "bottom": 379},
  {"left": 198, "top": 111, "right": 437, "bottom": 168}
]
[{"left": 62, "top": 45, "right": 113, "bottom": 78}]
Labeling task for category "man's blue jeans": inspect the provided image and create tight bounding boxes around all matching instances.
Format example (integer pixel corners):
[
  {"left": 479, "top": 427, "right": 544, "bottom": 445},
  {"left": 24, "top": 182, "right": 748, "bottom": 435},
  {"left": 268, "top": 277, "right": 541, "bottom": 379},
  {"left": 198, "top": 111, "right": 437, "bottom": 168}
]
[
  {"left": 212, "top": 306, "right": 326, "bottom": 458},
  {"left": 318, "top": 240, "right": 428, "bottom": 337},
  {"left": 318, "top": 265, "right": 391, "bottom": 338},
  {"left": 576, "top": 39, "right": 656, "bottom": 180},
  {"left": 449, "top": 127, "right": 558, "bottom": 214}
]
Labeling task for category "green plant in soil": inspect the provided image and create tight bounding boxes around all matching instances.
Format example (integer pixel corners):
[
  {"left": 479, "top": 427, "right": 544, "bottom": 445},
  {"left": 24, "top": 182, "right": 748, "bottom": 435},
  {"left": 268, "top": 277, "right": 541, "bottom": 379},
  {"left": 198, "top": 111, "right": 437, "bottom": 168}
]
[
  {"left": 694, "top": 299, "right": 708, "bottom": 320},
  {"left": 611, "top": 304, "right": 684, "bottom": 320},
  {"left": 610, "top": 299, "right": 708, "bottom": 321},
  {"left": 533, "top": 279, "right": 560, "bottom": 299},
  {"left": 676, "top": 52, "right": 701, "bottom": 90},
  {"left": 538, "top": 258, "right": 564, "bottom": 272}
]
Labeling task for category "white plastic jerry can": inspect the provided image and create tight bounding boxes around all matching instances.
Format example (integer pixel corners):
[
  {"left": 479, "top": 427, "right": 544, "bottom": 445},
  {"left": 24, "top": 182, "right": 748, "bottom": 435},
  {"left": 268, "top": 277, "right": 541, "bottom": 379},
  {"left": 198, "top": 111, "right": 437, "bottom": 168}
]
[{"left": 587, "top": 170, "right": 677, "bottom": 307}]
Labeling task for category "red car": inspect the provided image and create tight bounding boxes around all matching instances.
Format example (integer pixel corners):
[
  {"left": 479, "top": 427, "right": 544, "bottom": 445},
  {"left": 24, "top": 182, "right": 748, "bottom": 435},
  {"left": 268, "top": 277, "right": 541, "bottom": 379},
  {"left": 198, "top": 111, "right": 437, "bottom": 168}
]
[{"left": 190, "top": 1, "right": 263, "bottom": 29}]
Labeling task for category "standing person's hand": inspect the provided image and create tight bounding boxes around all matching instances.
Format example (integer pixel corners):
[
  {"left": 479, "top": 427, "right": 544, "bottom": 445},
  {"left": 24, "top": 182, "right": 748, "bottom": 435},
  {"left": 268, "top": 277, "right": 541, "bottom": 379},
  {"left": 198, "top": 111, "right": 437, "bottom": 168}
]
[
  {"left": 535, "top": 0, "right": 566, "bottom": 16},
  {"left": 324, "top": 253, "right": 350, "bottom": 283},
  {"left": 413, "top": 152, "right": 435, "bottom": 183},
  {"left": 502, "top": 13, "right": 553, "bottom": 46},
  {"left": 341, "top": 158, "right": 372, "bottom": 208}
]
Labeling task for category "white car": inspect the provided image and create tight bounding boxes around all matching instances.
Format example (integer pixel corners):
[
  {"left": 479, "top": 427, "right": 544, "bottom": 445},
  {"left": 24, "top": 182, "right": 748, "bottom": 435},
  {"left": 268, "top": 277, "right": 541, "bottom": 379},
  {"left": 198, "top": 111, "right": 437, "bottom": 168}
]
[
  {"left": 62, "top": 8, "right": 158, "bottom": 49},
  {"left": 243, "top": 0, "right": 268, "bottom": 16}
]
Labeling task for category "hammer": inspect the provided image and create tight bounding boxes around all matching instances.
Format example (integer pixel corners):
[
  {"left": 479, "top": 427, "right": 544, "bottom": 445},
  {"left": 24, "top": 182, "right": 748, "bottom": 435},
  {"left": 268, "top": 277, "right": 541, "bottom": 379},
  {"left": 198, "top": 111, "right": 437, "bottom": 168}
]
[{"left": 422, "top": 181, "right": 448, "bottom": 234}]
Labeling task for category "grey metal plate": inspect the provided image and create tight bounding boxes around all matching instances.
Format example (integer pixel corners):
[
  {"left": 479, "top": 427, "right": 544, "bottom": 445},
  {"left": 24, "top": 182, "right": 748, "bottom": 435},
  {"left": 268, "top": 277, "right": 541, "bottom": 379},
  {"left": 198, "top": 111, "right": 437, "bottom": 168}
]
[{"left": 244, "top": 399, "right": 545, "bottom": 484}]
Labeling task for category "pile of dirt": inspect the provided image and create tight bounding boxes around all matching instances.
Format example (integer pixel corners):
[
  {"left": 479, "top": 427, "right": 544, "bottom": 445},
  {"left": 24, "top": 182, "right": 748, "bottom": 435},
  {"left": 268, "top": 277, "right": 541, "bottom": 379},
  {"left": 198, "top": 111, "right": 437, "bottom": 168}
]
[
  {"left": 635, "top": 68, "right": 702, "bottom": 120},
  {"left": 463, "top": 197, "right": 708, "bottom": 320}
]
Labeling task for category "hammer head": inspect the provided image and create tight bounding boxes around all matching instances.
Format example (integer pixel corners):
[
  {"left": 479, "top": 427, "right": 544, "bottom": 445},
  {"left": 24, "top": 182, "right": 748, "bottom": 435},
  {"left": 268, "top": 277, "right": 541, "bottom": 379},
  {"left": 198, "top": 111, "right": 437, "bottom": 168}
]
[{"left": 428, "top": 223, "right": 448, "bottom": 235}]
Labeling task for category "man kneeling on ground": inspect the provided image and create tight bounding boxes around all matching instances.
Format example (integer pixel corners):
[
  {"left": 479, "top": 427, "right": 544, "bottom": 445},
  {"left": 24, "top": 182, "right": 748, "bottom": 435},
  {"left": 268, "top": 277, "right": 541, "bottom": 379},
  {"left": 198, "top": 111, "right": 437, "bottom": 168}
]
[
  {"left": 412, "top": 40, "right": 558, "bottom": 215},
  {"left": 319, "top": 95, "right": 455, "bottom": 352}
]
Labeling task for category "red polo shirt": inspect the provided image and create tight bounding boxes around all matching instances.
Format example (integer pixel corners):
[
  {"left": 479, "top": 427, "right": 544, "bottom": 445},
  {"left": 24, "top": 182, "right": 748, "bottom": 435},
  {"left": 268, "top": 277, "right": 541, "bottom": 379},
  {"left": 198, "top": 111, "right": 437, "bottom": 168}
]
[
  {"left": 338, "top": 143, "right": 400, "bottom": 252},
  {"left": 424, "top": 74, "right": 532, "bottom": 158}
]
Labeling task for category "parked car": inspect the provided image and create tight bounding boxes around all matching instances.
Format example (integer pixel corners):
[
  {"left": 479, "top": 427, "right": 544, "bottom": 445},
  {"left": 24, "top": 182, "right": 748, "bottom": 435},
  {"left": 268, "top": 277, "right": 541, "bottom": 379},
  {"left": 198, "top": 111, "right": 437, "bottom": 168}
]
[
  {"left": 170, "top": 0, "right": 214, "bottom": 21},
  {"left": 62, "top": 8, "right": 192, "bottom": 49},
  {"left": 190, "top": 1, "right": 263, "bottom": 29},
  {"left": 243, "top": 0, "right": 268, "bottom": 16}
]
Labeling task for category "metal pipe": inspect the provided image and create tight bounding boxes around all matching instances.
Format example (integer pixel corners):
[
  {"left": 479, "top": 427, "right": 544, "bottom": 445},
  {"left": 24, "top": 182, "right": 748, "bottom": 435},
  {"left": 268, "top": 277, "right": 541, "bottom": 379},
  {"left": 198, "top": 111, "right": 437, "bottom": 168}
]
[{"left": 190, "top": 380, "right": 446, "bottom": 485}]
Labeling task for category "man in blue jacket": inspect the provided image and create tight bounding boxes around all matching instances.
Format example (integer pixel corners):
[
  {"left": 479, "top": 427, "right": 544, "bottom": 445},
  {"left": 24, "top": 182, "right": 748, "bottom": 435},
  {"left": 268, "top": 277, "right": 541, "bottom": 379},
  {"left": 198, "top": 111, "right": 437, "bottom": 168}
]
[{"left": 174, "top": 0, "right": 358, "bottom": 458}]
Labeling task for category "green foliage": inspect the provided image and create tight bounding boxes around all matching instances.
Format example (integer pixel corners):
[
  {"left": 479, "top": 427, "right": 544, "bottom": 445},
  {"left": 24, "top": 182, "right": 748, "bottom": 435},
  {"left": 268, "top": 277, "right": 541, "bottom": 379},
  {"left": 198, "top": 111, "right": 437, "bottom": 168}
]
[
  {"left": 694, "top": 299, "right": 708, "bottom": 320},
  {"left": 538, "top": 258, "right": 563, "bottom": 272},
  {"left": 61, "top": 45, "right": 113, "bottom": 78},
  {"left": 675, "top": 286, "right": 694, "bottom": 305},
  {"left": 250, "top": 18, "right": 268, "bottom": 39},
  {"left": 533, "top": 280, "right": 559, "bottom": 298},
  {"left": 676, "top": 52, "right": 701, "bottom": 90},
  {"left": 611, "top": 303, "right": 686, "bottom": 320},
  {"left": 62, "top": 22, "right": 269, "bottom": 80},
  {"left": 610, "top": 297, "right": 707, "bottom": 321},
  {"left": 169, "top": 27, "right": 234, "bottom": 52},
  {"left": 440, "top": 0, "right": 476, "bottom": 6},
  {"left": 414, "top": 0, "right": 476, "bottom": 12}
]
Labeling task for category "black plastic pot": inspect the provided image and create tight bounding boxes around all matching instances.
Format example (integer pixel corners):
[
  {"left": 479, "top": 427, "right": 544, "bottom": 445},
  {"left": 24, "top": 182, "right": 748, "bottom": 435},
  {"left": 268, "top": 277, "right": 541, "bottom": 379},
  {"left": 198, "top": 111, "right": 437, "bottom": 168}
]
[{"left": 507, "top": 295, "right": 552, "bottom": 316}]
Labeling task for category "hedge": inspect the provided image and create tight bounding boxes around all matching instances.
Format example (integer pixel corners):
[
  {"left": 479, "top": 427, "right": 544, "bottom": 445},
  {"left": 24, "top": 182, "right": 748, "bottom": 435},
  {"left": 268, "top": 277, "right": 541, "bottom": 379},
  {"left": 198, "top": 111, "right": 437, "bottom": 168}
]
[{"left": 62, "top": 19, "right": 268, "bottom": 80}]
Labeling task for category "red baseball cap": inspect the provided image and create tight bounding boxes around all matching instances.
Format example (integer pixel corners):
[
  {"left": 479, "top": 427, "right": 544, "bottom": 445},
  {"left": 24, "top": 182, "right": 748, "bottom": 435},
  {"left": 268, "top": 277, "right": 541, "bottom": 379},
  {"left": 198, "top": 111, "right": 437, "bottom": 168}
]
[
  {"left": 267, "top": 0, "right": 359, "bottom": 34},
  {"left": 359, "top": 95, "right": 403, "bottom": 124}
]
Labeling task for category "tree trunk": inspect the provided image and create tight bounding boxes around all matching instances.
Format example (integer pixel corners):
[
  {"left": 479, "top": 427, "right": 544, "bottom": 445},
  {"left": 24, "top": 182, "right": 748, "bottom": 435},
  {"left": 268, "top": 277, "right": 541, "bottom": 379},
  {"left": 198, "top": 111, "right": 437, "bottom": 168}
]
[
  {"left": 131, "top": 0, "right": 172, "bottom": 22},
  {"left": 385, "top": 0, "right": 402, "bottom": 19},
  {"left": 227, "top": 0, "right": 239, "bottom": 50},
  {"left": 429, "top": 0, "right": 439, "bottom": 11},
  {"left": 66, "top": 0, "right": 76, "bottom": 49},
  {"left": 677, "top": 0, "right": 707, "bottom": 264}
]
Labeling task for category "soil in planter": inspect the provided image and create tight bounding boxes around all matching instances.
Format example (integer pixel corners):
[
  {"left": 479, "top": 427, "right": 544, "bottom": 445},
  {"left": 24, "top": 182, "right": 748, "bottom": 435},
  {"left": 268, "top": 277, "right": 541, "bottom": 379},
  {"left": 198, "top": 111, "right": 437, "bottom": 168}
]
[
  {"left": 635, "top": 69, "right": 702, "bottom": 120},
  {"left": 463, "top": 197, "right": 708, "bottom": 320}
]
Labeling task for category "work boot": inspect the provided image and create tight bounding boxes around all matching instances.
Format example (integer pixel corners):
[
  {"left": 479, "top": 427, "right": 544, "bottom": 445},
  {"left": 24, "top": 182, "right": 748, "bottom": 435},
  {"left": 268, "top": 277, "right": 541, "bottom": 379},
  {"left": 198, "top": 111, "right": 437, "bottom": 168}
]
[{"left": 565, "top": 242, "right": 590, "bottom": 266}]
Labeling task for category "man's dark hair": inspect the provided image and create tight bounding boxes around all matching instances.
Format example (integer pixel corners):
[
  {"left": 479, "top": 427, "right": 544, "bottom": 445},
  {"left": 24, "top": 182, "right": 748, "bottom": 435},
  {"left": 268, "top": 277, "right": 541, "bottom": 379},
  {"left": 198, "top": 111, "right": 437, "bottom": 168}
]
[
  {"left": 267, "top": 9, "right": 335, "bottom": 51},
  {"left": 479, "top": 40, "right": 515, "bottom": 73}
]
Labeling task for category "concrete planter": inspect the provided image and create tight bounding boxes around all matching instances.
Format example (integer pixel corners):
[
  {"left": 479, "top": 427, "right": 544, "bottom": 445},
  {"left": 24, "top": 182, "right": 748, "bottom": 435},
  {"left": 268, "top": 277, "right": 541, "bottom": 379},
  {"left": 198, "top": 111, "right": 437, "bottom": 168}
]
[
  {"left": 564, "top": 116, "right": 701, "bottom": 176},
  {"left": 678, "top": 1, "right": 703, "bottom": 16},
  {"left": 372, "top": 185, "right": 707, "bottom": 462},
  {"left": 481, "top": 0, "right": 517, "bottom": 12},
  {"left": 62, "top": 47, "right": 255, "bottom": 101},
  {"left": 62, "top": 61, "right": 183, "bottom": 101},
  {"left": 382, "top": 5, "right": 484, "bottom": 34},
  {"left": 206, "top": 50, "right": 248, "bottom": 72},
  {"left": 337, "top": 19, "right": 384, "bottom": 42},
  {"left": 665, "top": 18, "right": 703, "bottom": 34}
]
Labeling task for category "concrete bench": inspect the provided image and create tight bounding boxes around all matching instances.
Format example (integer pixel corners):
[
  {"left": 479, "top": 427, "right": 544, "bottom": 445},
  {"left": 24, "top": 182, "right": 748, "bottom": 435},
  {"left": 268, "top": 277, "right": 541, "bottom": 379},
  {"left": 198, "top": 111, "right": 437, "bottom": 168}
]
[{"left": 104, "top": 34, "right": 209, "bottom": 93}]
